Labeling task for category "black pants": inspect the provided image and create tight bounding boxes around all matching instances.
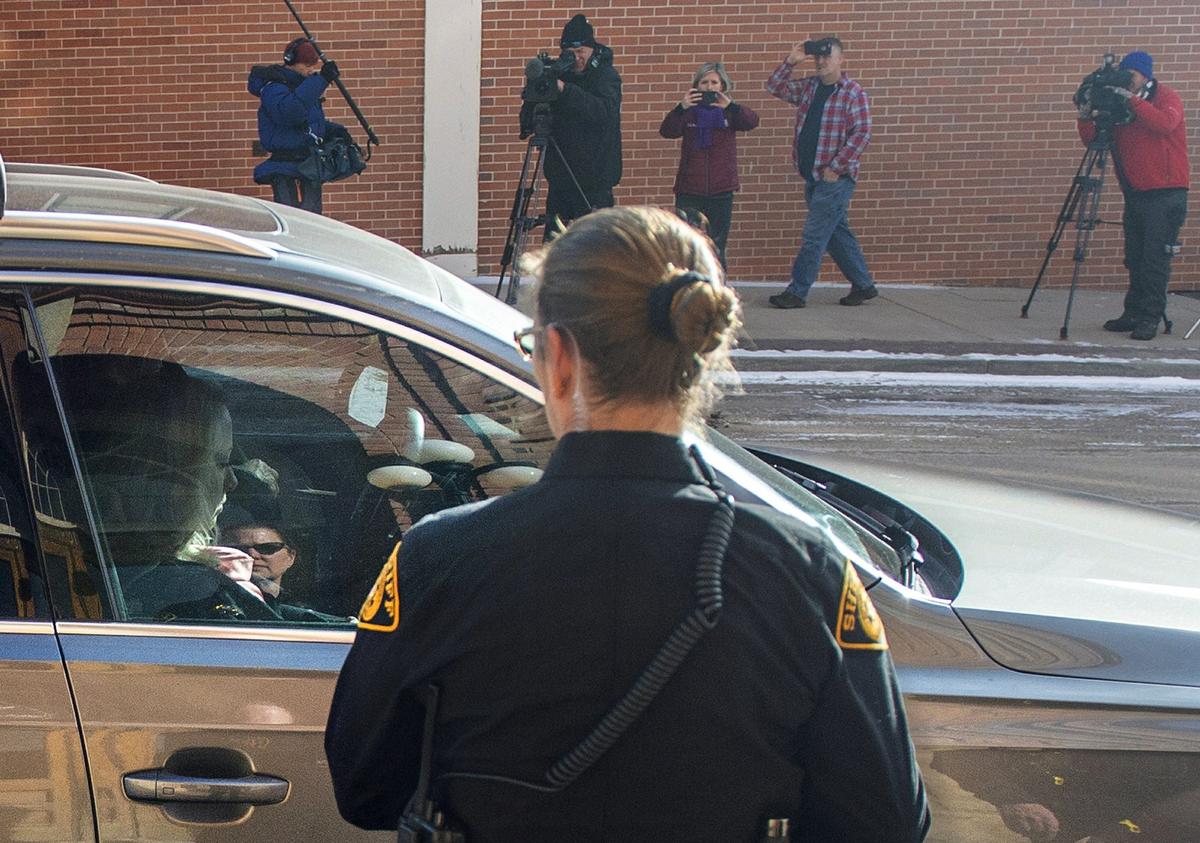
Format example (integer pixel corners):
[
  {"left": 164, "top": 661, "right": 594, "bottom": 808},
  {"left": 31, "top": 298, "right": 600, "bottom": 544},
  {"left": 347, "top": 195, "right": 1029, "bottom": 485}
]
[
  {"left": 271, "top": 175, "right": 323, "bottom": 215},
  {"left": 542, "top": 181, "right": 614, "bottom": 242},
  {"left": 1121, "top": 187, "right": 1187, "bottom": 324},
  {"left": 676, "top": 192, "right": 734, "bottom": 270}
]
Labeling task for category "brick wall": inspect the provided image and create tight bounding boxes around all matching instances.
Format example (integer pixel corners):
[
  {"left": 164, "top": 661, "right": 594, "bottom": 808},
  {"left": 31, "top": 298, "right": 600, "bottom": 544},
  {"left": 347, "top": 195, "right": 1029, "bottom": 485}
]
[
  {"left": 3, "top": 1, "right": 1198, "bottom": 288},
  {"left": 0, "top": 0, "right": 423, "bottom": 240}
]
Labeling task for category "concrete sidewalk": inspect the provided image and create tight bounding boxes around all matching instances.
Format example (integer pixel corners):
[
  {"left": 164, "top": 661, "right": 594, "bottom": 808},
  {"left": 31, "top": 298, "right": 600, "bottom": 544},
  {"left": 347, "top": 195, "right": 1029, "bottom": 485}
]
[
  {"left": 482, "top": 275, "right": 1200, "bottom": 359},
  {"left": 731, "top": 282, "right": 1200, "bottom": 354}
]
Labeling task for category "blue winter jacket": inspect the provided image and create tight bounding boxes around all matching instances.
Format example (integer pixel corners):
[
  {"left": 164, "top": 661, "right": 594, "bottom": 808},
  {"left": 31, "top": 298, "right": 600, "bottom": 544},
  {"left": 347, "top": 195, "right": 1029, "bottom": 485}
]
[{"left": 248, "top": 64, "right": 345, "bottom": 183}]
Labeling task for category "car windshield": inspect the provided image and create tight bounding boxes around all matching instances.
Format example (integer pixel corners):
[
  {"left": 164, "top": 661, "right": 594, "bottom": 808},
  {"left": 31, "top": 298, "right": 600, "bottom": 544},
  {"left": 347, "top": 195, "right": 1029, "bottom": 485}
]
[{"left": 699, "top": 426, "right": 902, "bottom": 581}]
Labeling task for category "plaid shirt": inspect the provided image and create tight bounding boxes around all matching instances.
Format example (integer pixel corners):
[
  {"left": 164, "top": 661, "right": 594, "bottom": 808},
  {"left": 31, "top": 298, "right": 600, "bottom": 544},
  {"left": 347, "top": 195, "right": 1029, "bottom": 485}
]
[{"left": 766, "top": 62, "right": 872, "bottom": 181}]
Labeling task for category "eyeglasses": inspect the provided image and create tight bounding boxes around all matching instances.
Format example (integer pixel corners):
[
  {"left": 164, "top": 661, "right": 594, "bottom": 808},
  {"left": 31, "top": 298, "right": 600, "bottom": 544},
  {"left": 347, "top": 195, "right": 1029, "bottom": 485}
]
[
  {"left": 513, "top": 325, "right": 547, "bottom": 360},
  {"left": 229, "top": 542, "right": 288, "bottom": 556}
]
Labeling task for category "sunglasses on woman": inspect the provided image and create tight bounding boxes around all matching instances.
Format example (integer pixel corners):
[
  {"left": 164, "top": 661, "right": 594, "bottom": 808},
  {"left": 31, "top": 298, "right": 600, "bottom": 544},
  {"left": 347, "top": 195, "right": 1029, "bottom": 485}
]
[{"left": 230, "top": 542, "right": 288, "bottom": 556}]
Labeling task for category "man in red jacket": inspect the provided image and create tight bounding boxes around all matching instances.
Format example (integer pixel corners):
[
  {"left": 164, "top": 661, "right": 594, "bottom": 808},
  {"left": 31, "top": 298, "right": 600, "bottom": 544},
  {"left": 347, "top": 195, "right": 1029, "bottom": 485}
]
[{"left": 1078, "top": 50, "right": 1190, "bottom": 340}]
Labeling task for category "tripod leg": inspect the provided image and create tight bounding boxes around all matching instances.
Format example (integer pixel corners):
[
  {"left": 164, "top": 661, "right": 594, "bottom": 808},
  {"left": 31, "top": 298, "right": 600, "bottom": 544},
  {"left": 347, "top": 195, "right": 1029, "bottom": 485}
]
[
  {"left": 1060, "top": 145, "right": 1108, "bottom": 339},
  {"left": 1185, "top": 314, "right": 1200, "bottom": 340},
  {"left": 506, "top": 219, "right": 530, "bottom": 306},
  {"left": 501, "top": 145, "right": 546, "bottom": 305},
  {"left": 548, "top": 137, "right": 595, "bottom": 214},
  {"left": 496, "top": 140, "right": 547, "bottom": 302},
  {"left": 1023, "top": 146, "right": 1094, "bottom": 318},
  {"left": 495, "top": 141, "right": 540, "bottom": 299}
]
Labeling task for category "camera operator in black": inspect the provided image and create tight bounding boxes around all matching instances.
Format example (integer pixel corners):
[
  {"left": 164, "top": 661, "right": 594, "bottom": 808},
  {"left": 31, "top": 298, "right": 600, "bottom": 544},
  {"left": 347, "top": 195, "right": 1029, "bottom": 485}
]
[
  {"left": 520, "top": 14, "right": 623, "bottom": 240},
  {"left": 1078, "top": 50, "right": 1190, "bottom": 341},
  {"left": 325, "top": 207, "right": 929, "bottom": 842}
]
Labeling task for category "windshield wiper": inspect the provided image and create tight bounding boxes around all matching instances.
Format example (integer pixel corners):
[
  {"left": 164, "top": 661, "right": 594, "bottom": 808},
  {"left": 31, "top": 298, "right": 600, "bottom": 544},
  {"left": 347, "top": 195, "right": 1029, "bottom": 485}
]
[{"left": 774, "top": 465, "right": 925, "bottom": 589}]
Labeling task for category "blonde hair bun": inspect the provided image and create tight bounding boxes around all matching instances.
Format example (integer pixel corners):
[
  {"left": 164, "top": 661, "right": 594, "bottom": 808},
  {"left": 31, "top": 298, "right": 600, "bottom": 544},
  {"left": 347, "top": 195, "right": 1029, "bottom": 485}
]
[
  {"left": 661, "top": 270, "right": 739, "bottom": 356},
  {"left": 526, "top": 206, "right": 743, "bottom": 422}
]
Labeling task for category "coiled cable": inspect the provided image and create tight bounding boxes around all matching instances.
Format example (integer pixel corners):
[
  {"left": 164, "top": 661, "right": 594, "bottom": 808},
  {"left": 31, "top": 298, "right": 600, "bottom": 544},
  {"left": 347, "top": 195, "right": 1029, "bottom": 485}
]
[{"left": 442, "top": 445, "right": 736, "bottom": 794}]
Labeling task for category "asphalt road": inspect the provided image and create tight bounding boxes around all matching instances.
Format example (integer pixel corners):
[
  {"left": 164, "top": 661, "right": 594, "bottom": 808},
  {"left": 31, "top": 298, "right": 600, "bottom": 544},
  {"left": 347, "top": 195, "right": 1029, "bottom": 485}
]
[{"left": 715, "top": 353, "right": 1200, "bottom": 518}]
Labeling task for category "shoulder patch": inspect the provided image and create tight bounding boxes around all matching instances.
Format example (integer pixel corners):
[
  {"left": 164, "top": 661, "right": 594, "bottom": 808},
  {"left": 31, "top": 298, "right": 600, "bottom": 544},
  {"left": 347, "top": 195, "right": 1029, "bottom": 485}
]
[
  {"left": 836, "top": 560, "right": 887, "bottom": 651},
  {"left": 358, "top": 542, "right": 401, "bottom": 632}
]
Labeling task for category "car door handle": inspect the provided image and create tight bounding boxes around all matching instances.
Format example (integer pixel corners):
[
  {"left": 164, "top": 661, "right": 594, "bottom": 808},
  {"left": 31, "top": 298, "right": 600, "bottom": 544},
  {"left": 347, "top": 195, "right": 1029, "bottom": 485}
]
[{"left": 123, "top": 769, "right": 291, "bottom": 805}]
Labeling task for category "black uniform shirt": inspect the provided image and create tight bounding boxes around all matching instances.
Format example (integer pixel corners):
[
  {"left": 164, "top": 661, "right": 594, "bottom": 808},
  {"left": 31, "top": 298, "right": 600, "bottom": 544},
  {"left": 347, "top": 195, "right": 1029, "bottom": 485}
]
[{"left": 325, "top": 431, "right": 928, "bottom": 842}]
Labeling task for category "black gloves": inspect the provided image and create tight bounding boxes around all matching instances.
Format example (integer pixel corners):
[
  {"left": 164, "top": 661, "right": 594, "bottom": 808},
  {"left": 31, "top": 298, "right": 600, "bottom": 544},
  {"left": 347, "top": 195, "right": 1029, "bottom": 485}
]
[{"left": 320, "top": 61, "right": 340, "bottom": 83}]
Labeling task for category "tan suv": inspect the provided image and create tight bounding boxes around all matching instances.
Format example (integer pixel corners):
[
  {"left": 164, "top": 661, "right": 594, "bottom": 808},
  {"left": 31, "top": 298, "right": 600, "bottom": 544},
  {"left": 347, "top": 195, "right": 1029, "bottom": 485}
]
[{"left": 1, "top": 160, "right": 1198, "bottom": 842}]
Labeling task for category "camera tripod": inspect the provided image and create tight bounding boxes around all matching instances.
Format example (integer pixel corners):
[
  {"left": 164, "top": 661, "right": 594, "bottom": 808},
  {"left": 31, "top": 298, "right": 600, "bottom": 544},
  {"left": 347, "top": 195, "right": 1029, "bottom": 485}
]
[
  {"left": 1022, "top": 134, "right": 1172, "bottom": 339},
  {"left": 494, "top": 103, "right": 592, "bottom": 305}
]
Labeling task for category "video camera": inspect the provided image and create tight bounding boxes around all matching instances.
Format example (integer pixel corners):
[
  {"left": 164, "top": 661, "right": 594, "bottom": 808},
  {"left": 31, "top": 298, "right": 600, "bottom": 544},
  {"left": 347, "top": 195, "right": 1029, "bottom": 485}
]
[
  {"left": 803, "top": 38, "right": 837, "bottom": 57},
  {"left": 1074, "top": 53, "right": 1135, "bottom": 133},
  {"left": 522, "top": 49, "right": 575, "bottom": 105}
]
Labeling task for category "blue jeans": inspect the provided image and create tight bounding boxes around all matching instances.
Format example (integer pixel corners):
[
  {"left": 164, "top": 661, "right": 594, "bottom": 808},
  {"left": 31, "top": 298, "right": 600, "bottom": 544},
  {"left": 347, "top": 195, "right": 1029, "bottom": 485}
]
[{"left": 787, "top": 177, "right": 875, "bottom": 298}]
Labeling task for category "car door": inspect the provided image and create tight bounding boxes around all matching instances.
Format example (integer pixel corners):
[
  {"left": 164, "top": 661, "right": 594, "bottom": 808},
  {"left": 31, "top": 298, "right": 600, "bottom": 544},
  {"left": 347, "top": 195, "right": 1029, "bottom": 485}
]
[
  {"left": 12, "top": 278, "right": 554, "bottom": 842},
  {"left": 0, "top": 288, "right": 94, "bottom": 842}
]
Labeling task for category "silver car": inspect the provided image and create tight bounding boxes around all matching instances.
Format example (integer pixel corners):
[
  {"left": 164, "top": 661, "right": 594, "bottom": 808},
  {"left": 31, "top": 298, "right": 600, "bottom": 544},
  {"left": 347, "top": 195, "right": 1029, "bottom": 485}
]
[{"left": 0, "top": 159, "right": 1197, "bottom": 842}]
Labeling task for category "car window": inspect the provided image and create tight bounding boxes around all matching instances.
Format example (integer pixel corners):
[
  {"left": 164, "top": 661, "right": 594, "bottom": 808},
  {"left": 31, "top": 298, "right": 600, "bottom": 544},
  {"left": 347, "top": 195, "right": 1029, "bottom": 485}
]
[
  {"left": 0, "top": 405, "right": 41, "bottom": 619},
  {"left": 0, "top": 290, "right": 71, "bottom": 619},
  {"left": 27, "top": 285, "right": 555, "bottom": 627}
]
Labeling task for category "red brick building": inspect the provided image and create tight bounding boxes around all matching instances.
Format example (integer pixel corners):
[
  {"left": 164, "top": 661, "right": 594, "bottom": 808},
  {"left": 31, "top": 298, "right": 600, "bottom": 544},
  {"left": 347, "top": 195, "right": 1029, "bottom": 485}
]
[{"left": 2, "top": 1, "right": 1197, "bottom": 288}]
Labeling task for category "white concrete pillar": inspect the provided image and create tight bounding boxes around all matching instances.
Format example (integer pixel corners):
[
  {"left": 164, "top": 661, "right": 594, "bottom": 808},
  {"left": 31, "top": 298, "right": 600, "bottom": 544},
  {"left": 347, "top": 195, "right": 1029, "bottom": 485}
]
[{"left": 422, "top": 0, "right": 481, "bottom": 278}]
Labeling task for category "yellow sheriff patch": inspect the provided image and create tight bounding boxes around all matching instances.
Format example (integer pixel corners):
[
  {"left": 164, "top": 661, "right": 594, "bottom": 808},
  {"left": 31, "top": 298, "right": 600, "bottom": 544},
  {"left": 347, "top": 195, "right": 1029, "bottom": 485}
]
[
  {"left": 836, "top": 560, "right": 888, "bottom": 651},
  {"left": 358, "top": 542, "right": 401, "bottom": 632}
]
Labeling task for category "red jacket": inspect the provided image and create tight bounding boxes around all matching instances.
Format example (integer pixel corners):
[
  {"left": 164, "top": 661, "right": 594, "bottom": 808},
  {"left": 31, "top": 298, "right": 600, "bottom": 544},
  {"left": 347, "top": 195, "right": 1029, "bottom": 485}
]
[
  {"left": 1078, "top": 80, "right": 1190, "bottom": 192},
  {"left": 660, "top": 102, "right": 760, "bottom": 196}
]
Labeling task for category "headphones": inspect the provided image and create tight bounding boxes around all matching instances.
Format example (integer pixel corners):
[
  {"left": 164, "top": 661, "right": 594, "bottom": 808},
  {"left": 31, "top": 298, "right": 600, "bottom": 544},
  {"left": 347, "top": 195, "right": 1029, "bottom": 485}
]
[{"left": 282, "top": 37, "right": 309, "bottom": 65}]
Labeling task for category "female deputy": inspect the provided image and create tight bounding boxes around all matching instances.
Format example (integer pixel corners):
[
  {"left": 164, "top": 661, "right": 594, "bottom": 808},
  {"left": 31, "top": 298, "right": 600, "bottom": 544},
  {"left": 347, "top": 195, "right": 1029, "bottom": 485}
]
[
  {"left": 325, "top": 207, "right": 929, "bottom": 841},
  {"left": 659, "top": 62, "right": 760, "bottom": 270}
]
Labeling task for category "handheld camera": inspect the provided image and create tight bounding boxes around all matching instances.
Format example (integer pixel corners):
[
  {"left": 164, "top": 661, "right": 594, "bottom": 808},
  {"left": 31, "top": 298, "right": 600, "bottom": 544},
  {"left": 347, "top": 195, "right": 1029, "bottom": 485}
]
[
  {"left": 1074, "top": 53, "right": 1135, "bottom": 133},
  {"left": 803, "top": 38, "right": 837, "bottom": 57}
]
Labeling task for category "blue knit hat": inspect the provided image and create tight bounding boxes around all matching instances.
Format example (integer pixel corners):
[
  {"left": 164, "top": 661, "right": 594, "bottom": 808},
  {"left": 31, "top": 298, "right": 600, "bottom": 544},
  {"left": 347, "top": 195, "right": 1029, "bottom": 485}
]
[{"left": 1119, "top": 51, "right": 1153, "bottom": 79}]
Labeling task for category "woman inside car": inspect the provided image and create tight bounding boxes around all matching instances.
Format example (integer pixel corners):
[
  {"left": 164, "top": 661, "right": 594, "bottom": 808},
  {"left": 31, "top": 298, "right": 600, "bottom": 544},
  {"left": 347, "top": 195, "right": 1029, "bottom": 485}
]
[
  {"left": 54, "top": 356, "right": 280, "bottom": 623},
  {"left": 326, "top": 206, "right": 929, "bottom": 841}
]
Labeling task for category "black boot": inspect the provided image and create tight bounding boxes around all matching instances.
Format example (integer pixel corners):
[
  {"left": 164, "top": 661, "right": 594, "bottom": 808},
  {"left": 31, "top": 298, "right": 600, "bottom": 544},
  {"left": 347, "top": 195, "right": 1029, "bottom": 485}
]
[{"left": 1130, "top": 322, "right": 1158, "bottom": 341}]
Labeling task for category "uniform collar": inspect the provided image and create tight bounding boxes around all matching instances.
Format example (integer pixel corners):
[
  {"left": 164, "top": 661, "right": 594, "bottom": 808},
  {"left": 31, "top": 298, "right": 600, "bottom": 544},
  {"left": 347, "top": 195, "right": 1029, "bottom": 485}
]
[{"left": 541, "top": 431, "right": 706, "bottom": 485}]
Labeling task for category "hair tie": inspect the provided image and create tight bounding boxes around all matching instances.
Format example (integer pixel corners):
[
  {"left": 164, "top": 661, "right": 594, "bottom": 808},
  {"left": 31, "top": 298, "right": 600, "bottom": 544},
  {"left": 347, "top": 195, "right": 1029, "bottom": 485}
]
[{"left": 647, "top": 271, "right": 710, "bottom": 341}]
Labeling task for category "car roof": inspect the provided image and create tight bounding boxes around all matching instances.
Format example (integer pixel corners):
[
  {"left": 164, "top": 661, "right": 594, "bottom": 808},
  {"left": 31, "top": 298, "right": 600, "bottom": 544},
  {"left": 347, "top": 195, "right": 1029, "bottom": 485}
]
[{"left": 0, "top": 159, "right": 527, "bottom": 351}]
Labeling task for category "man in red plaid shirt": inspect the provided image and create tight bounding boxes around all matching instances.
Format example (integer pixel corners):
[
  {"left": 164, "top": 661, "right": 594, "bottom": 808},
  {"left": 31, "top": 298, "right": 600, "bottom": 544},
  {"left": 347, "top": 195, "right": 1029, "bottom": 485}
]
[{"left": 766, "top": 37, "right": 879, "bottom": 309}]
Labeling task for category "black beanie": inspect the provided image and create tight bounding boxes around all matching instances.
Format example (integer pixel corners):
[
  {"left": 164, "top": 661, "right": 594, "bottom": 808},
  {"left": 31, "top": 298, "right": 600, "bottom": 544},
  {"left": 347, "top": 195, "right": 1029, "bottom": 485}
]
[{"left": 560, "top": 14, "right": 596, "bottom": 48}]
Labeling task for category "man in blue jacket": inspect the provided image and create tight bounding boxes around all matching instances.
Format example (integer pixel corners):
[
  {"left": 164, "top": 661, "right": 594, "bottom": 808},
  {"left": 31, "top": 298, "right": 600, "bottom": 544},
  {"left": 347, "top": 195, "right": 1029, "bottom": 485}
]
[{"left": 248, "top": 38, "right": 344, "bottom": 214}]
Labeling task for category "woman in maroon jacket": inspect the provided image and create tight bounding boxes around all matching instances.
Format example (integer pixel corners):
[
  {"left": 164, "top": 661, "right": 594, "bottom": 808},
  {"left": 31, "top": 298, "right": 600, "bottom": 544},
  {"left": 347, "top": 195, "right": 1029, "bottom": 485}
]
[{"left": 660, "top": 61, "right": 760, "bottom": 269}]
